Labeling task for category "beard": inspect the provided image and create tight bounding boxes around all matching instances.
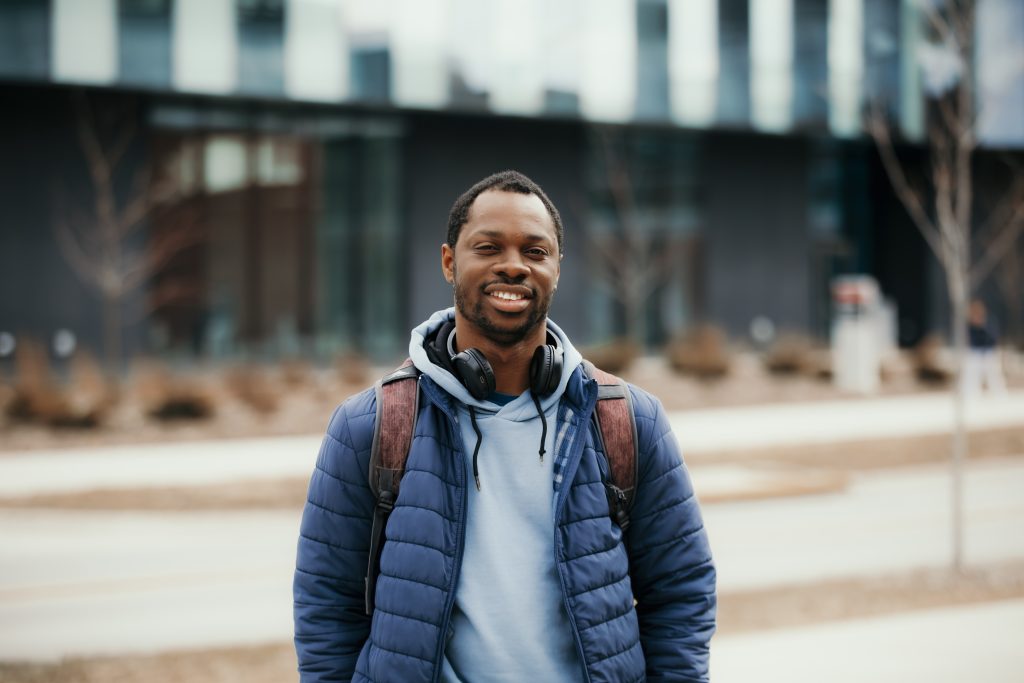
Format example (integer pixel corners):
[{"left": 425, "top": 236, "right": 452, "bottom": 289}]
[{"left": 452, "top": 264, "right": 554, "bottom": 347}]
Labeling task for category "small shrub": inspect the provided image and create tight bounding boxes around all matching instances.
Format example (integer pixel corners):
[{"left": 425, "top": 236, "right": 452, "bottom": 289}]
[
  {"left": 335, "top": 352, "right": 370, "bottom": 386},
  {"left": 666, "top": 325, "right": 731, "bottom": 380},
  {"left": 913, "top": 334, "right": 953, "bottom": 385},
  {"left": 280, "top": 358, "right": 313, "bottom": 389},
  {"left": 763, "top": 334, "right": 833, "bottom": 381},
  {"left": 764, "top": 333, "right": 813, "bottom": 375},
  {"left": 6, "top": 339, "right": 68, "bottom": 423},
  {"left": 224, "top": 365, "right": 279, "bottom": 414},
  {"left": 803, "top": 348, "right": 834, "bottom": 381},
  {"left": 134, "top": 362, "right": 215, "bottom": 421},
  {"left": 52, "top": 350, "right": 117, "bottom": 428},
  {"left": 581, "top": 338, "right": 640, "bottom": 374},
  {"left": 0, "top": 382, "right": 11, "bottom": 418}
]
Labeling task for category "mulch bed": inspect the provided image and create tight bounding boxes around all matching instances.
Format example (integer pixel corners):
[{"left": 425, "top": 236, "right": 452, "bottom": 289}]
[{"left": 7, "top": 354, "right": 1016, "bottom": 455}]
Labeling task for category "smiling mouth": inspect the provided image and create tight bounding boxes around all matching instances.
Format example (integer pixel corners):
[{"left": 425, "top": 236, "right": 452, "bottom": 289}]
[
  {"left": 489, "top": 290, "right": 527, "bottom": 302},
  {"left": 483, "top": 286, "right": 533, "bottom": 313}
]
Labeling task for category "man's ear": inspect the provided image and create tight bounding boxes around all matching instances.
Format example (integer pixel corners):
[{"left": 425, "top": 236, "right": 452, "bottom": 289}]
[{"left": 441, "top": 243, "right": 455, "bottom": 284}]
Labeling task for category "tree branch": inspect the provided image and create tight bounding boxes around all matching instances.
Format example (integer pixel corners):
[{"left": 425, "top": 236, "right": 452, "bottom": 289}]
[
  {"left": 54, "top": 216, "right": 103, "bottom": 291},
  {"left": 867, "top": 106, "right": 947, "bottom": 266},
  {"left": 917, "top": 0, "right": 956, "bottom": 43},
  {"left": 122, "top": 223, "right": 206, "bottom": 290},
  {"left": 970, "top": 200, "right": 1024, "bottom": 291}
]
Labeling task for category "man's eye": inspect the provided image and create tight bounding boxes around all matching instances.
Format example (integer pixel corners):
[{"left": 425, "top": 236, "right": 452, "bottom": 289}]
[
  {"left": 526, "top": 248, "right": 548, "bottom": 257},
  {"left": 475, "top": 244, "right": 498, "bottom": 252}
]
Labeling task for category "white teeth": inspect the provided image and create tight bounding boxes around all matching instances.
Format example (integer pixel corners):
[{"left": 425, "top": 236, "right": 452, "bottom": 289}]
[{"left": 491, "top": 291, "right": 524, "bottom": 301}]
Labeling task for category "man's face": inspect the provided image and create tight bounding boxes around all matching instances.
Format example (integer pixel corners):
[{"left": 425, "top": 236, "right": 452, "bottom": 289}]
[{"left": 441, "top": 190, "right": 561, "bottom": 347}]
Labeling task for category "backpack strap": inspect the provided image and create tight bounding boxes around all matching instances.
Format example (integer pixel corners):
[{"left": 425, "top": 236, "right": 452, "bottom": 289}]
[
  {"left": 365, "top": 358, "right": 420, "bottom": 616},
  {"left": 583, "top": 360, "right": 639, "bottom": 532}
]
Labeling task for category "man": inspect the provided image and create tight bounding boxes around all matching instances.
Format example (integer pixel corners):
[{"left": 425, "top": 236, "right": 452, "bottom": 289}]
[
  {"left": 964, "top": 299, "right": 1007, "bottom": 394},
  {"left": 294, "top": 170, "right": 716, "bottom": 682}
]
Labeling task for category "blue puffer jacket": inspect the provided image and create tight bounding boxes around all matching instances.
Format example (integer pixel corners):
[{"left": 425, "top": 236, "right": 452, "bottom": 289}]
[{"left": 294, "top": 364, "right": 716, "bottom": 682}]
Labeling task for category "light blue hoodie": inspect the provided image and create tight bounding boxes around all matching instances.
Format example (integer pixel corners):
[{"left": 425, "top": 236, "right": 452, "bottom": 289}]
[{"left": 408, "top": 308, "right": 586, "bottom": 683}]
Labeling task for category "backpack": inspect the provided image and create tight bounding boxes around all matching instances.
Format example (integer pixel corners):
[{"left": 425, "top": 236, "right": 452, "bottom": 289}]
[{"left": 363, "top": 360, "right": 638, "bottom": 616}]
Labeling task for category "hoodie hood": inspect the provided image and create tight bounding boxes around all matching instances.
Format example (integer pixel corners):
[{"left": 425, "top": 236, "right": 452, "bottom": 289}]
[{"left": 409, "top": 307, "right": 583, "bottom": 418}]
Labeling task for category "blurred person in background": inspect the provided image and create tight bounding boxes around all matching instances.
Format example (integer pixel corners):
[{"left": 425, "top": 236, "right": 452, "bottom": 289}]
[
  {"left": 293, "top": 170, "right": 716, "bottom": 682},
  {"left": 964, "top": 299, "right": 1007, "bottom": 394}
]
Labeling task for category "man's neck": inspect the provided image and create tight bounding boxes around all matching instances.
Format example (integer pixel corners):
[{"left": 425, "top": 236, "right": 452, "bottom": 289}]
[{"left": 452, "top": 314, "right": 547, "bottom": 395}]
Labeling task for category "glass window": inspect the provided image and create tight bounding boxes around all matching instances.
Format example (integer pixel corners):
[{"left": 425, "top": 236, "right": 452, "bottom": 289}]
[
  {"left": 586, "top": 127, "right": 703, "bottom": 345},
  {"left": 976, "top": 0, "right": 1024, "bottom": 147},
  {"left": 257, "top": 137, "right": 303, "bottom": 186},
  {"left": 863, "top": 0, "right": 901, "bottom": 124},
  {"left": 717, "top": 0, "right": 750, "bottom": 126},
  {"left": 344, "top": 0, "right": 393, "bottom": 103},
  {"left": 204, "top": 136, "right": 248, "bottom": 193},
  {"left": 0, "top": 0, "right": 50, "bottom": 79},
  {"left": 349, "top": 42, "right": 391, "bottom": 102},
  {"left": 119, "top": 0, "right": 172, "bottom": 88},
  {"left": 793, "top": 0, "right": 829, "bottom": 128},
  {"left": 237, "top": 0, "right": 284, "bottom": 96},
  {"left": 315, "top": 126, "right": 404, "bottom": 359},
  {"left": 635, "top": 0, "right": 669, "bottom": 121}
]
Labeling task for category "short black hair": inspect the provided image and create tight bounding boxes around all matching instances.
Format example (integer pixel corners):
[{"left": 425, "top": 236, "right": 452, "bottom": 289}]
[{"left": 446, "top": 170, "right": 564, "bottom": 255}]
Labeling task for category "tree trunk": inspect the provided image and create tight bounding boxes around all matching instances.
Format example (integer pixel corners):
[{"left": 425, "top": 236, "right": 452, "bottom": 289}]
[
  {"left": 103, "top": 291, "right": 121, "bottom": 376},
  {"left": 948, "top": 274, "right": 968, "bottom": 573},
  {"left": 623, "top": 279, "right": 646, "bottom": 347}
]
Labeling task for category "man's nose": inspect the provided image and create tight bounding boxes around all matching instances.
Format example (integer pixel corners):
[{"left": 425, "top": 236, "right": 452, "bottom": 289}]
[{"left": 493, "top": 250, "right": 530, "bottom": 279}]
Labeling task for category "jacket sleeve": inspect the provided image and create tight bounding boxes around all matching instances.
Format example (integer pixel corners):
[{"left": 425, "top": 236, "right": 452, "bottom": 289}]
[
  {"left": 626, "top": 388, "right": 716, "bottom": 682},
  {"left": 293, "top": 392, "right": 377, "bottom": 682}
]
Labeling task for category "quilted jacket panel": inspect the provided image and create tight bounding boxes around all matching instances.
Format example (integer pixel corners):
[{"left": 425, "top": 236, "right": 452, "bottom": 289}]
[{"left": 294, "top": 367, "right": 716, "bottom": 682}]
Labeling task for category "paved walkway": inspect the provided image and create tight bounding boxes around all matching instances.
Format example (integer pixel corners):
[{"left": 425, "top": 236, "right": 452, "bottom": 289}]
[
  {"left": 2, "top": 457, "right": 1022, "bottom": 660},
  {"left": 713, "top": 598, "right": 1024, "bottom": 682},
  {"left": 0, "top": 390, "right": 1020, "bottom": 498},
  {"left": 670, "top": 389, "right": 1024, "bottom": 452}
]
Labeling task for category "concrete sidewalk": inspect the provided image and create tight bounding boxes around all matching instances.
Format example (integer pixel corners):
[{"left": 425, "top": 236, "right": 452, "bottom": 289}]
[
  {"left": 670, "top": 389, "right": 1024, "bottom": 453},
  {"left": 0, "top": 390, "right": 1020, "bottom": 498},
  {"left": 3, "top": 456, "right": 1022, "bottom": 661},
  {"left": 712, "top": 598, "right": 1024, "bottom": 683}
]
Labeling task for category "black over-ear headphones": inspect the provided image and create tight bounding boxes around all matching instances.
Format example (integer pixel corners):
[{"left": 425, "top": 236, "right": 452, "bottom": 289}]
[{"left": 427, "top": 321, "right": 563, "bottom": 401}]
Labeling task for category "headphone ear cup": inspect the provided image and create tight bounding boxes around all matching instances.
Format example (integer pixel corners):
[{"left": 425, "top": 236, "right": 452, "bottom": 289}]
[
  {"left": 530, "top": 345, "right": 562, "bottom": 396},
  {"left": 453, "top": 348, "right": 496, "bottom": 400}
]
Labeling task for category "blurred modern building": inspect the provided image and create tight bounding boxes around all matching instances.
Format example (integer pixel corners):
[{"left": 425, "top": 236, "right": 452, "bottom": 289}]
[{"left": 1, "top": 0, "right": 1022, "bottom": 364}]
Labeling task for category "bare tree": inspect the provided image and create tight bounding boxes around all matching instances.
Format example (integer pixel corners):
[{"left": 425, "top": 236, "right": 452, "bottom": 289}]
[
  {"left": 866, "top": 0, "right": 1024, "bottom": 571},
  {"left": 588, "top": 128, "right": 684, "bottom": 346},
  {"left": 53, "top": 91, "right": 203, "bottom": 374}
]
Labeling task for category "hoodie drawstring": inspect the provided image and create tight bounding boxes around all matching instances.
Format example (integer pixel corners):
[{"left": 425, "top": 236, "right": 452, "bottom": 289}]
[
  {"left": 531, "top": 392, "right": 547, "bottom": 463},
  {"left": 468, "top": 395, "right": 548, "bottom": 491},
  {"left": 468, "top": 406, "right": 483, "bottom": 491}
]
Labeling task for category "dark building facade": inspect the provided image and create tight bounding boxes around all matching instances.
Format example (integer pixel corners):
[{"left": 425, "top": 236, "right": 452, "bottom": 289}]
[{"left": 1, "top": 0, "right": 1021, "bottom": 366}]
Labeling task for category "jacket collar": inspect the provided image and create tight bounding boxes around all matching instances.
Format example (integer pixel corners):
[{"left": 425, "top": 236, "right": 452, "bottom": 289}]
[{"left": 419, "top": 362, "right": 597, "bottom": 421}]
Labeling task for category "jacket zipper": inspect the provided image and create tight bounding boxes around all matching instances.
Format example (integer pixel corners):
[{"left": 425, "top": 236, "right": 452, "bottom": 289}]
[
  {"left": 553, "top": 381, "right": 599, "bottom": 683},
  {"left": 424, "top": 388, "right": 470, "bottom": 683}
]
